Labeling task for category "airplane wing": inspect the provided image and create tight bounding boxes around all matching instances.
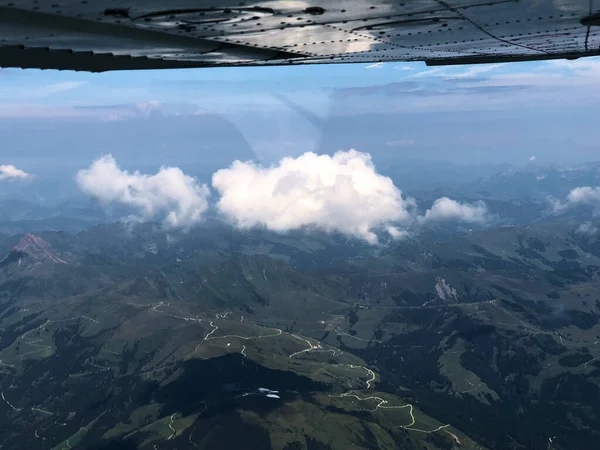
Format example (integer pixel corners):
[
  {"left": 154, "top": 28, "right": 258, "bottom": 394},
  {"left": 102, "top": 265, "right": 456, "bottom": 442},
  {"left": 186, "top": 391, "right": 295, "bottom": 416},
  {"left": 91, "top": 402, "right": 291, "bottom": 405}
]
[{"left": 1, "top": 0, "right": 599, "bottom": 72}]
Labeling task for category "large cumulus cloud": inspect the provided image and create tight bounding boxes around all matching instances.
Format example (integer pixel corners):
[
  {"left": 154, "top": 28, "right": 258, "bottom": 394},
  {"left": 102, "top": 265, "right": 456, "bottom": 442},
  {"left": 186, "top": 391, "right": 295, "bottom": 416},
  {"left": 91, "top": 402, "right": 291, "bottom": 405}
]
[
  {"left": 76, "top": 150, "right": 492, "bottom": 242},
  {"left": 76, "top": 155, "right": 210, "bottom": 228},
  {"left": 212, "top": 150, "right": 415, "bottom": 244}
]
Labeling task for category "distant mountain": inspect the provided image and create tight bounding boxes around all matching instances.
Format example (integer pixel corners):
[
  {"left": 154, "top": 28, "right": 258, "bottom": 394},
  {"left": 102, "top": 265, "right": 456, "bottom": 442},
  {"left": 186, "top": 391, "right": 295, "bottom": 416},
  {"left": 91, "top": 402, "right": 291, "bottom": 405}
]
[
  {"left": 0, "top": 195, "right": 112, "bottom": 235},
  {"left": 464, "top": 162, "right": 600, "bottom": 201},
  {"left": 406, "top": 162, "right": 600, "bottom": 229}
]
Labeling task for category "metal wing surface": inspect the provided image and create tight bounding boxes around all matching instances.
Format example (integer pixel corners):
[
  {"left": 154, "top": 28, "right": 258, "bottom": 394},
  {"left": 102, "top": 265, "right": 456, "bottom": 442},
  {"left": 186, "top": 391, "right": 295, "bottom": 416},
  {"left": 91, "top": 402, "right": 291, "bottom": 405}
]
[{"left": 1, "top": 0, "right": 599, "bottom": 71}]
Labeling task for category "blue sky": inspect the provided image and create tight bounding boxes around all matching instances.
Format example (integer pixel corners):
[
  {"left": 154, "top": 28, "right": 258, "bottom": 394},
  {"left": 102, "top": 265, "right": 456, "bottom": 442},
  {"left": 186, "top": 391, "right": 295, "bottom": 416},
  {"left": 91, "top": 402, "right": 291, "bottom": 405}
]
[
  {"left": 1, "top": 57, "right": 600, "bottom": 171},
  {"left": 3, "top": 57, "right": 599, "bottom": 110}
]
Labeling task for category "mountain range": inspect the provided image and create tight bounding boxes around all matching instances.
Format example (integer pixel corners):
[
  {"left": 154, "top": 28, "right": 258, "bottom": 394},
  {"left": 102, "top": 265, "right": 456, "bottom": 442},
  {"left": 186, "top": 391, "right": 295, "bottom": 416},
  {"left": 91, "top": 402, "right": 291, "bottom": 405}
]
[{"left": 0, "top": 219, "right": 599, "bottom": 449}]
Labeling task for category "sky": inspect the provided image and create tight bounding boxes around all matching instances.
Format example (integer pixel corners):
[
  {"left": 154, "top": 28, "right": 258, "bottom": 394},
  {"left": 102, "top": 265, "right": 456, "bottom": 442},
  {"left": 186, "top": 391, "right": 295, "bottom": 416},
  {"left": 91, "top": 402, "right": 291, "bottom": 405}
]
[
  {"left": 3, "top": 57, "right": 600, "bottom": 117},
  {"left": 1, "top": 57, "right": 600, "bottom": 173},
  {"left": 2, "top": 58, "right": 600, "bottom": 241}
]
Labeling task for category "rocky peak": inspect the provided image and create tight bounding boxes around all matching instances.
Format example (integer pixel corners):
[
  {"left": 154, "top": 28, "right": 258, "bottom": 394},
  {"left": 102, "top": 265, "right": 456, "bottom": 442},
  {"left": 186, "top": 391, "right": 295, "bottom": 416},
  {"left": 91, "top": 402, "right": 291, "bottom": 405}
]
[{"left": 1, "top": 233, "right": 67, "bottom": 268}]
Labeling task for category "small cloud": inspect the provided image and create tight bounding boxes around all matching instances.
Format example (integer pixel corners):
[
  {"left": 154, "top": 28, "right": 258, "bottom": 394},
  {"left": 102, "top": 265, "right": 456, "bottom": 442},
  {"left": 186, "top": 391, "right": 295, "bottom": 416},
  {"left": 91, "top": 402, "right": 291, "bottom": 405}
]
[
  {"left": 386, "top": 225, "right": 410, "bottom": 240},
  {"left": 576, "top": 221, "right": 598, "bottom": 236},
  {"left": 365, "top": 62, "right": 383, "bottom": 69},
  {"left": 407, "top": 67, "right": 446, "bottom": 79},
  {"left": 385, "top": 139, "right": 414, "bottom": 147},
  {"left": 212, "top": 150, "right": 415, "bottom": 244},
  {"left": 407, "top": 63, "right": 504, "bottom": 81},
  {"left": 419, "top": 197, "right": 489, "bottom": 223},
  {"left": 41, "top": 81, "right": 87, "bottom": 95},
  {"left": 135, "top": 100, "right": 161, "bottom": 116},
  {"left": 446, "top": 63, "right": 505, "bottom": 80},
  {"left": 548, "top": 196, "right": 567, "bottom": 214},
  {"left": 0, "top": 164, "right": 31, "bottom": 181},
  {"left": 395, "top": 65, "right": 415, "bottom": 71},
  {"left": 530, "top": 156, "right": 536, "bottom": 161},
  {"left": 76, "top": 155, "right": 210, "bottom": 229}
]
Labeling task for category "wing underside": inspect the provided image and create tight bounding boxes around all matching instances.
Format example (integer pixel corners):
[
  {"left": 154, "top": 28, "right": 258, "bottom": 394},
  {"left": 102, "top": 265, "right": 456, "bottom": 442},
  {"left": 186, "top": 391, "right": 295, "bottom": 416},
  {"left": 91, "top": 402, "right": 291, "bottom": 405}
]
[{"left": 1, "top": 0, "right": 599, "bottom": 72}]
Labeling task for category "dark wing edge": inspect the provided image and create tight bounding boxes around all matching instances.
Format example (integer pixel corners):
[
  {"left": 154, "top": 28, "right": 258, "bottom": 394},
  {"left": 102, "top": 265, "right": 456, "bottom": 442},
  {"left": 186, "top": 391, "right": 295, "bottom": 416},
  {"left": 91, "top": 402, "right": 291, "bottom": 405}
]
[{"left": 0, "top": 46, "right": 303, "bottom": 73}]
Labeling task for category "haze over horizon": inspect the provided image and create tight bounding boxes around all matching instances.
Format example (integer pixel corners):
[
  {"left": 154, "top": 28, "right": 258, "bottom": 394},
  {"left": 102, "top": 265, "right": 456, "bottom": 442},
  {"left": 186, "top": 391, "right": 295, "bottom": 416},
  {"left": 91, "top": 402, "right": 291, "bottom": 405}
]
[{"left": 1, "top": 57, "right": 600, "bottom": 178}]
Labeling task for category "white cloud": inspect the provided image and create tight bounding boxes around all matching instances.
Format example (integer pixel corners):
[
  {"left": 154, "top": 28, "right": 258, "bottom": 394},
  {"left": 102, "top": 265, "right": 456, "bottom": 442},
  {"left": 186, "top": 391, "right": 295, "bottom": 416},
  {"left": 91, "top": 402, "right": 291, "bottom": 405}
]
[
  {"left": 385, "top": 139, "right": 414, "bottom": 147},
  {"left": 472, "top": 59, "right": 600, "bottom": 90},
  {"left": 566, "top": 186, "right": 600, "bottom": 205},
  {"left": 0, "top": 164, "right": 31, "bottom": 180},
  {"left": 530, "top": 156, "right": 536, "bottom": 161},
  {"left": 212, "top": 150, "right": 415, "bottom": 244},
  {"left": 576, "top": 221, "right": 598, "bottom": 236},
  {"left": 0, "top": 81, "right": 87, "bottom": 100},
  {"left": 76, "top": 155, "right": 210, "bottom": 229},
  {"left": 407, "top": 63, "right": 504, "bottom": 80},
  {"left": 386, "top": 225, "right": 410, "bottom": 240},
  {"left": 550, "top": 186, "right": 600, "bottom": 214},
  {"left": 549, "top": 196, "right": 567, "bottom": 214},
  {"left": 545, "top": 58, "right": 600, "bottom": 81},
  {"left": 395, "top": 65, "right": 416, "bottom": 71},
  {"left": 135, "top": 100, "right": 161, "bottom": 116},
  {"left": 447, "top": 63, "right": 505, "bottom": 79},
  {"left": 41, "top": 81, "right": 87, "bottom": 95},
  {"left": 419, "top": 197, "right": 489, "bottom": 223},
  {"left": 97, "top": 100, "right": 164, "bottom": 122},
  {"left": 407, "top": 67, "right": 446, "bottom": 79},
  {"left": 365, "top": 62, "right": 383, "bottom": 69}
]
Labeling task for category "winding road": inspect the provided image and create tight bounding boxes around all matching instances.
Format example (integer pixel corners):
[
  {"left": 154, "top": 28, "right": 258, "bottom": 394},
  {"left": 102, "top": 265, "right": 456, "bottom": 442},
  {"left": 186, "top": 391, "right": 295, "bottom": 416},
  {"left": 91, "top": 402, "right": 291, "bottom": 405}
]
[
  {"left": 167, "top": 412, "right": 178, "bottom": 440},
  {"left": 330, "top": 391, "right": 451, "bottom": 433}
]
